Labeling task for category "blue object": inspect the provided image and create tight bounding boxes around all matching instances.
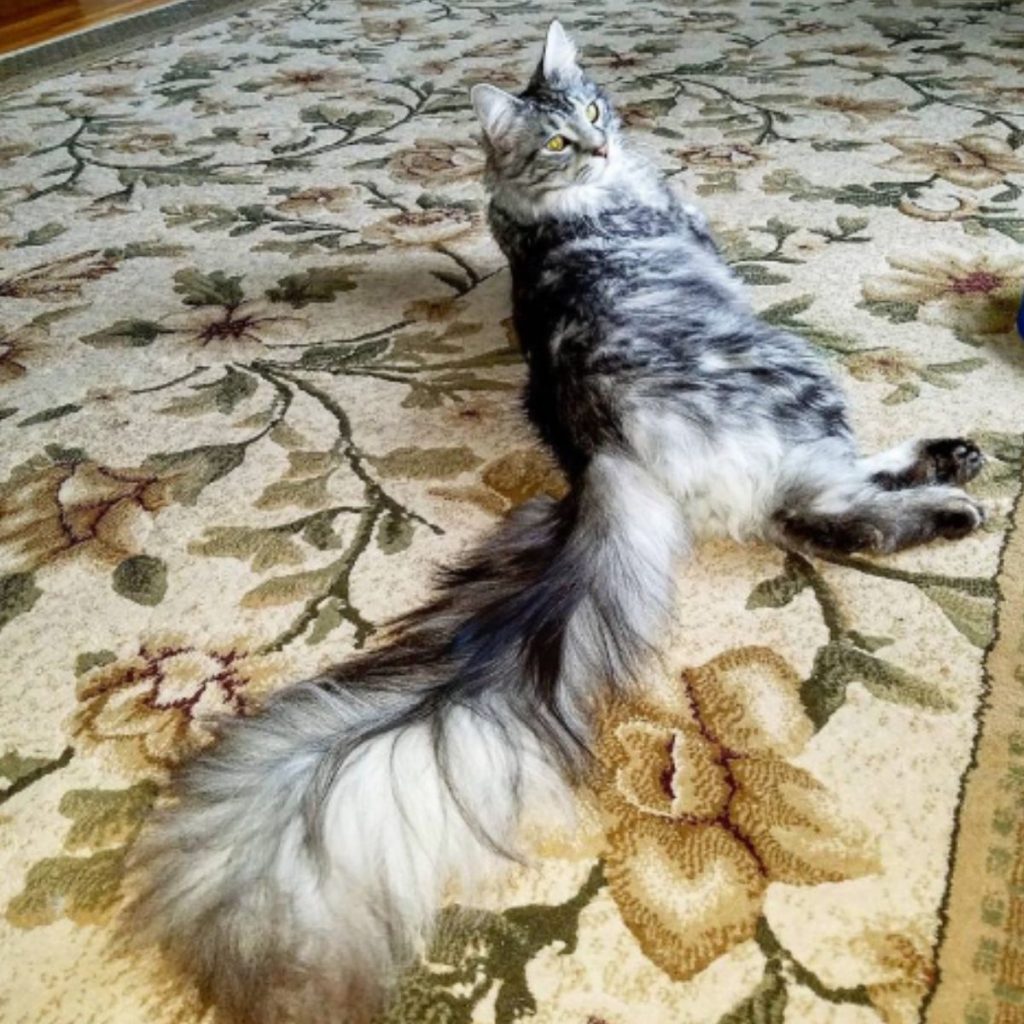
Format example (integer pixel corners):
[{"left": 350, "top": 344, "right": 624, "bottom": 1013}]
[{"left": 1019, "top": 288, "right": 1024, "bottom": 339}]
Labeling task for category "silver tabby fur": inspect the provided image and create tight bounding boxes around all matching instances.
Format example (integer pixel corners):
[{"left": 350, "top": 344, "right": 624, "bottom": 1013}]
[{"left": 124, "top": 21, "right": 987, "bottom": 1024}]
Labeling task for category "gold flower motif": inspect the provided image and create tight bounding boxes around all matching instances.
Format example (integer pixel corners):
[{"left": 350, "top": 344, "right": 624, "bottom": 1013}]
[
  {"left": 780, "top": 227, "right": 828, "bottom": 260},
  {"left": 460, "top": 64, "right": 526, "bottom": 93},
  {"left": 402, "top": 295, "right": 469, "bottom": 323},
  {"left": 387, "top": 138, "right": 483, "bottom": 186},
  {"left": 72, "top": 635, "right": 284, "bottom": 770},
  {"left": 594, "top": 647, "right": 879, "bottom": 982},
  {"left": 431, "top": 447, "right": 567, "bottom": 516},
  {"left": 262, "top": 67, "right": 357, "bottom": 96},
  {"left": 616, "top": 102, "right": 661, "bottom": 129},
  {"left": 274, "top": 185, "right": 359, "bottom": 215},
  {"left": 0, "top": 322, "right": 48, "bottom": 383},
  {"left": 359, "top": 16, "right": 421, "bottom": 42},
  {"left": 897, "top": 193, "right": 979, "bottom": 223},
  {"left": 0, "top": 250, "right": 118, "bottom": 302},
  {"left": 160, "top": 300, "right": 306, "bottom": 352},
  {"left": 863, "top": 250, "right": 1024, "bottom": 337},
  {"left": 463, "top": 39, "right": 527, "bottom": 61},
  {"left": 80, "top": 83, "right": 137, "bottom": 100},
  {"left": 676, "top": 143, "right": 764, "bottom": 169},
  {"left": 0, "top": 455, "right": 173, "bottom": 573},
  {"left": 882, "top": 134, "right": 1024, "bottom": 189},
  {"left": 856, "top": 927, "right": 936, "bottom": 1024},
  {"left": 362, "top": 208, "right": 478, "bottom": 247},
  {"left": 830, "top": 44, "right": 894, "bottom": 60},
  {"left": 813, "top": 95, "right": 904, "bottom": 124},
  {"left": 102, "top": 131, "right": 178, "bottom": 155},
  {"left": 480, "top": 449, "right": 567, "bottom": 507},
  {"left": 0, "top": 139, "right": 33, "bottom": 167},
  {"left": 843, "top": 348, "right": 917, "bottom": 385}
]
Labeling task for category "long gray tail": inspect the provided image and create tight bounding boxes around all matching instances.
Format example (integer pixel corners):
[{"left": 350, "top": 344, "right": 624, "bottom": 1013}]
[{"left": 123, "top": 453, "right": 684, "bottom": 1024}]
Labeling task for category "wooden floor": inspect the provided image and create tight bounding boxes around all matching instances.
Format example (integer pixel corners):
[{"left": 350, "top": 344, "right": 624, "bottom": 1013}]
[{"left": 0, "top": 0, "right": 177, "bottom": 56}]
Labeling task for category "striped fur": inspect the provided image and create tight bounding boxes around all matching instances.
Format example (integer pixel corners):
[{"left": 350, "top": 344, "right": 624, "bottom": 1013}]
[{"left": 126, "top": 20, "right": 986, "bottom": 1024}]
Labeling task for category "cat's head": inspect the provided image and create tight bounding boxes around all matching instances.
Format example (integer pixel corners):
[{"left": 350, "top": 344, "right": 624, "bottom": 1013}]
[{"left": 471, "top": 21, "right": 624, "bottom": 215}]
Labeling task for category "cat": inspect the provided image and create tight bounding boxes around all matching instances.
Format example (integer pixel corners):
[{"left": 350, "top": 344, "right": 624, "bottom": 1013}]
[{"left": 124, "top": 21, "right": 986, "bottom": 1024}]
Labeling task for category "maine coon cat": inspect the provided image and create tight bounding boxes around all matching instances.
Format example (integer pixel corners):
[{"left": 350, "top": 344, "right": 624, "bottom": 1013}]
[{"left": 126, "top": 21, "right": 986, "bottom": 1024}]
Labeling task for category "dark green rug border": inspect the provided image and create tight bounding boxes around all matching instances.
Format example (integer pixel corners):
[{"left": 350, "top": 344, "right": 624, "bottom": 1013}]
[{"left": 0, "top": 0, "right": 273, "bottom": 96}]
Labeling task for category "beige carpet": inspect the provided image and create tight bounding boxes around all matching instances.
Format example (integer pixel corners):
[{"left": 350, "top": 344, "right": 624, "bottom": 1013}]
[{"left": 1, "top": 1, "right": 1024, "bottom": 1021}]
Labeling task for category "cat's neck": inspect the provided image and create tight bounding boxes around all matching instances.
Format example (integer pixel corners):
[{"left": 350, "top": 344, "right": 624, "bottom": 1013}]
[
  {"left": 487, "top": 149, "right": 668, "bottom": 226},
  {"left": 488, "top": 186, "right": 684, "bottom": 275}
]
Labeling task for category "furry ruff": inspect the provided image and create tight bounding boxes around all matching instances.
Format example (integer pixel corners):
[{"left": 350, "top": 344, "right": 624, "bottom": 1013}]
[{"left": 123, "top": 455, "right": 683, "bottom": 1024}]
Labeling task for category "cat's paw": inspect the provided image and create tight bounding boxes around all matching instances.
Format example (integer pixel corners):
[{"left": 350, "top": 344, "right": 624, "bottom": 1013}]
[
  {"left": 920, "top": 438, "right": 986, "bottom": 486},
  {"left": 933, "top": 493, "right": 986, "bottom": 540}
]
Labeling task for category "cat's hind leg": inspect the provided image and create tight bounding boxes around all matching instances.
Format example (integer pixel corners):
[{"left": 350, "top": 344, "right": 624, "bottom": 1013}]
[
  {"left": 771, "top": 440, "right": 986, "bottom": 557},
  {"left": 860, "top": 437, "right": 985, "bottom": 491}
]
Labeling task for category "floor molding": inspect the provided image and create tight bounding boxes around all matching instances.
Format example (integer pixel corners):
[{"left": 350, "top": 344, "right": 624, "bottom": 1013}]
[{"left": 0, "top": 0, "right": 273, "bottom": 95}]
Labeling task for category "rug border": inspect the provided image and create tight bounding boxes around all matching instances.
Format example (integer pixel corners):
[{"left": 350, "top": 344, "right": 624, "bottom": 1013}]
[
  {"left": 0, "top": 0, "right": 277, "bottom": 96},
  {"left": 923, "top": 443, "right": 1024, "bottom": 1023}
]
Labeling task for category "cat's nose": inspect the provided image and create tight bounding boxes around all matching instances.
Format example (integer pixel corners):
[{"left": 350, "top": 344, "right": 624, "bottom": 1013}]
[{"left": 593, "top": 143, "right": 609, "bottom": 158}]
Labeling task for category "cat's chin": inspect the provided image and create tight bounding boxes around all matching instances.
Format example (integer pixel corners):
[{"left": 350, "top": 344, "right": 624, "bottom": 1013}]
[
  {"left": 577, "top": 160, "right": 612, "bottom": 185},
  {"left": 531, "top": 179, "right": 620, "bottom": 219}
]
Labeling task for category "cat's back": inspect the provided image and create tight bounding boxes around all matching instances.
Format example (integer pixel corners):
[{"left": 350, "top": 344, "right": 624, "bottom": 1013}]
[{"left": 493, "top": 197, "right": 708, "bottom": 290}]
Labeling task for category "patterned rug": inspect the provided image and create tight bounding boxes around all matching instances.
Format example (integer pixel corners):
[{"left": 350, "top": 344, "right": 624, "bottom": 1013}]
[{"left": 2, "top": 1, "right": 1023, "bottom": 1022}]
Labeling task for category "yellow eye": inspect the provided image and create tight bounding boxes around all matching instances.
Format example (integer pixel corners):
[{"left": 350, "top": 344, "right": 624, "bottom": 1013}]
[
  {"left": 585, "top": 102, "right": 599, "bottom": 122},
  {"left": 545, "top": 135, "right": 568, "bottom": 152}
]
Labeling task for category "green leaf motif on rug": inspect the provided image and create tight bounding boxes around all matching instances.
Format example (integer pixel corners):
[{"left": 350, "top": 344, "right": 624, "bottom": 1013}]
[
  {"left": 255, "top": 474, "right": 332, "bottom": 511},
  {"left": 190, "top": 526, "right": 303, "bottom": 571},
  {"left": 173, "top": 267, "right": 245, "bottom": 307},
  {"left": 369, "top": 446, "right": 482, "bottom": 480},
  {"left": 5, "top": 850, "right": 127, "bottom": 928},
  {"left": 858, "top": 299, "right": 919, "bottom": 324},
  {"left": 881, "top": 381, "right": 920, "bottom": 405},
  {"left": 144, "top": 442, "right": 247, "bottom": 504},
  {"left": 102, "top": 241, "right": 189, "bottom": 261},
  {"left": 81, "top": 319, "right": 167, "bottom": 349},
  {"left": 801, "top": 642, "right": 954, "bottom": 728},
  {"left": 5, "top": 781, "right": 157, "bottom": 929},
  {"left": 160, "top": 367, "right": 257, "bottom": 417},
  {"left": 847, "top": 631, "right": 894, "bottom": 653},
  {"left": 60, "top": 781, "right": 159, "bottom": 850},
  {"left": 298, "top": 339, "right": 390, "bottom": 372},
  {"left": 16, "top": 222, "right": 67, "bottom": 248},
  {"left": 74, "top": 650, "right": 117, "bottom": 676},
  {"left": 18, "top": 403, "right": 81, "bottom": 426},
  {"left": 0, "top": 572, "right": 41, "bottom": 635},
  {"left": 384, "top": 863, "right": 605, "bottom": 1024},
  {"left": 112, "top": 555, "right": 168, "bottom": 606},
  {"left": 746, "top": 563, "right": 808, "bottom": 610},
  {"left": 921, "top": 585, "right": 995, "bottom": 649},
  {"left": 305, "top": 597, "right": 347, "bottom": 646},
  {"left": 265, "top": 265, "right": 361, "bottom": 307},
  {"left": 241, "top": 564, "right": 337, "bottom": 608},
  {"left": 732, "top": 263, "right": 790, "bottom": 286},
  {"left": 718, "top": 962, "right": 788, "bottom": 1023},
  {"left": 0, "top": 750, "right": 49, "bottom": 785},
  {"left": 377, "top": 511, "right": 414, "bottom": 555}
]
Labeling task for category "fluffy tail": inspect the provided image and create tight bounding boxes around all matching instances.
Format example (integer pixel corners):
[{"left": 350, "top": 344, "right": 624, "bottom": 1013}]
[{"left": 124, "top": 453, "right": 683, "bottom": 1024}]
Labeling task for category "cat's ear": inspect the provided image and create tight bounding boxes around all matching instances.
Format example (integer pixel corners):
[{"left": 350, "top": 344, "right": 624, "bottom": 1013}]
[
  {"left": 471, "top": 84, "right": 521, "bottom": 142},
  {"left": 541, "top": 19, "right": 579, "bottom": 81}
]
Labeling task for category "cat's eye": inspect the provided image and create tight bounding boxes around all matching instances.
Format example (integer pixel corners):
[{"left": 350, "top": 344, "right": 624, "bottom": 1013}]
[
  {"left": 585, "top": 102, "right": 600, "bottom": 123},
  {"left": 545, "top": 135, "right": 569, "bottom": 152}
]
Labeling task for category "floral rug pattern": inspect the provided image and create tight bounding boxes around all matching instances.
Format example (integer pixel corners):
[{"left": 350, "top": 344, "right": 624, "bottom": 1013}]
[{"left": 1, "top": 1, "right": 1023, "bottom": 1022}]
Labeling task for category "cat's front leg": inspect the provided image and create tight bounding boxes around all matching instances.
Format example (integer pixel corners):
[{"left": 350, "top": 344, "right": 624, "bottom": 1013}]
[{"left": 679, "top": 201, "right": 719, "bottom": 255}]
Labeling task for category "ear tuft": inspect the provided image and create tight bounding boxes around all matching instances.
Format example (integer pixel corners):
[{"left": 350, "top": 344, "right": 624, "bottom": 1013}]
[
  {"left": 542, "top": 19, "right": 578, "bottom": 80},
  {"left": 471, "top": 84, "right": 520, "bottom": 142}
]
